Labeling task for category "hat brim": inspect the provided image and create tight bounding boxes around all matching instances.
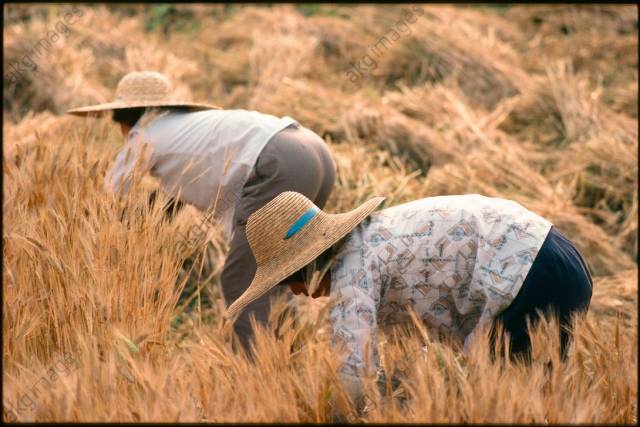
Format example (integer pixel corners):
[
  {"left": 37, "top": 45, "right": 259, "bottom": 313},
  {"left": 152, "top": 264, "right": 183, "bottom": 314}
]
[
  {"left": 66, "top": 100, "right": 220, "bottom": 116},
  {"left": 224, "top": 196, "right": 385, "bottom": 322}
]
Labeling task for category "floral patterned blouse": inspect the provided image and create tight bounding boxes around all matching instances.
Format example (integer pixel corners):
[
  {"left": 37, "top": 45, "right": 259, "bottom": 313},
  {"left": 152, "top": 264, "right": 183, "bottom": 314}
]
[{"left": 328, "top": 194, "right": 552, "bottom": 398}]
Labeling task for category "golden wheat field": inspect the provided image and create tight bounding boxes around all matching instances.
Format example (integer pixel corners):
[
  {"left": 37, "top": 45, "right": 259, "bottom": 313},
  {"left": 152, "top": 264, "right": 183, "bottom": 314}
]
[{"left": 3, "top": 3, "right": 638, "bottom": 423}]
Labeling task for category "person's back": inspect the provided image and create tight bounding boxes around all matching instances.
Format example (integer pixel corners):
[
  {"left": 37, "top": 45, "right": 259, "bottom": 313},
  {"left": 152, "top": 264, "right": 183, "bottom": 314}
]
[
  {"left": 331, "top": 194, "right": 553, "bottom": 348},
  {"left": 142, "top": 109, "right": 296, "bottom": 162}
]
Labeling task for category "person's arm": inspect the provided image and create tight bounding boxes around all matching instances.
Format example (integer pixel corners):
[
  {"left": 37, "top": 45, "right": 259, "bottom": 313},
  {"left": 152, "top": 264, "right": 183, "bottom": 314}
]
[
  {"left": 108, "top": 130, "right": 166, "bottom": 224},
  {"left": 147, "top": 189, "right": 185, "bottom": 222},
  {"left": 104, "top": 129, "right": 154, "bottom": 197},
  {"left": 329, "top": 275, "right": 379, "bottom": 405}
]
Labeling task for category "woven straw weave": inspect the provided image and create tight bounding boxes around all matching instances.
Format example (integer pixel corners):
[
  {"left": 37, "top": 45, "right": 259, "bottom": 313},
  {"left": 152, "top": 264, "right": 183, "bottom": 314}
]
[
  {"left": 225, "top": 191, "right": 384, "bottom": 322},
  {"left": 67, "top": 71, "right": 218, "bottom": 115}
]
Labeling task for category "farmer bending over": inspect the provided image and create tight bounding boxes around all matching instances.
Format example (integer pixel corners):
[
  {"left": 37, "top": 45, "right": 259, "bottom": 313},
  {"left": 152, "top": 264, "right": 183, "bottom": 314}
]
[
  {"left": 225, "top": 191, "right": 593, "bottom": 401},
  {"left": 67, "top": 71, "right": 336, "bottom": 352}
]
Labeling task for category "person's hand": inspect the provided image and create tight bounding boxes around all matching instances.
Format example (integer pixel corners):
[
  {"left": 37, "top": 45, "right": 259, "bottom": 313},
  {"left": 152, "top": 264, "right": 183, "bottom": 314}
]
[{"left": 148, "top": 189, "right": 184, "bottom": 222}]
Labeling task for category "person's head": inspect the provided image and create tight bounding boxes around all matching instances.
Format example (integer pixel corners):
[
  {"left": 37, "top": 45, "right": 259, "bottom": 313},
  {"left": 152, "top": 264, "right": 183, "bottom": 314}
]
[
  {"left": 112, "top": 107, "right": 147, "bottom": 136},
  {"left": 112, "top": 106, "right": 198, "bottom": 137},
  {"left": 279, "top": 243, "right": 339, "bottom": 298}
]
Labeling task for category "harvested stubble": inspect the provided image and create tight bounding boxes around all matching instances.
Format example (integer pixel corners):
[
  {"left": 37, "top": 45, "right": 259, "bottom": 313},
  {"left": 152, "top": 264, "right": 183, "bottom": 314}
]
[{"left": 3, "top": 3, "right": 637, "bottom": 423}]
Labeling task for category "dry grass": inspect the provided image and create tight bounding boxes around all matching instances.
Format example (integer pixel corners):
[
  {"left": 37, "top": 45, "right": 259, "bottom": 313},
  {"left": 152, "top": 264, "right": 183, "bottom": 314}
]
[{"left": 3, "top": 3, "right": 637, "bottom": 423}]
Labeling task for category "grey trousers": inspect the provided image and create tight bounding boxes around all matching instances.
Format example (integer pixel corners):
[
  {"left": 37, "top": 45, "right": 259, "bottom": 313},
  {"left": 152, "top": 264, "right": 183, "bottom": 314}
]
[{"left": 220, "top": 124, "right": 336, "bottom": 352}]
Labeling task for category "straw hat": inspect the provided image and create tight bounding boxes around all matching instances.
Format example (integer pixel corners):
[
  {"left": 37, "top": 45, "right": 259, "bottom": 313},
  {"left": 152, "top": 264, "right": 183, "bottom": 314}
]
[
  {"left": 225, "top": 191, "right": 385, "bottom": 322},
  {"left": 66, "top": 71, "right": 219, "bottom": 116}
]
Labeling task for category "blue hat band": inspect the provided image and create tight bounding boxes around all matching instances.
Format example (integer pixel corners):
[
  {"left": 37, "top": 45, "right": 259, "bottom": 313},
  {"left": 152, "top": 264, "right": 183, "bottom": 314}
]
[{"left": 284, "top": 207, "right": 320, "bottom": 240}]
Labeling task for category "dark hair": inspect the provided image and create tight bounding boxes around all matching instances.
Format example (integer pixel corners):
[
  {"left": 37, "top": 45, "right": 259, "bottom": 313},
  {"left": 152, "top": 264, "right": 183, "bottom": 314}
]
[
  {"left": 113, "top": 106, "right": 196, "bottom": 128},
  {"left": 112, "top": 107, "right": 147, "bottom": 127},
  {"left": 282, "top": 267, "right": 306, "bottom": 285},
  {"left": 279, "top": 239, "right": 345, "bottom": 286}
]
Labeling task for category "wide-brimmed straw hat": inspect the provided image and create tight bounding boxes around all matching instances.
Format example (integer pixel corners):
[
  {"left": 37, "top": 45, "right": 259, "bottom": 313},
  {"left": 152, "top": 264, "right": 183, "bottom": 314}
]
[
  {"left": 224, "top": 191, "right": 385, "bottom": 322},
  {"left": 66, "top": 71, "right": 219, "bottom": 116}
]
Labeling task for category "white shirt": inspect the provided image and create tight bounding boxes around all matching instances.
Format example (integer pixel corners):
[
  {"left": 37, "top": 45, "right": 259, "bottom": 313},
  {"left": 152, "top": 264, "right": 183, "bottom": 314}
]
[
  {"left": 105, "top": 109, "right": 297, "bottom": 236},
  {"left": 328, "top": 194, "right": 553, "bottom": 398}
]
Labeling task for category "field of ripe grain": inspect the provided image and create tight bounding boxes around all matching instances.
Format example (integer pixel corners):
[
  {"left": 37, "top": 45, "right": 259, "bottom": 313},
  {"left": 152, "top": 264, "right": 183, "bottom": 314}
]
[{"left": 3, "top": 4, "right": 637, "bottom": 423}]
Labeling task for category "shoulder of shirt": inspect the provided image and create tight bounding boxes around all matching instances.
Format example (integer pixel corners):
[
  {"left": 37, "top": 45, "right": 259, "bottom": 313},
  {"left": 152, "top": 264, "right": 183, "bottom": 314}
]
[
  {"left": 126, "top": 126, "right": 146, "bottom": 143},
  {"left": 130, "top": 109, "right": 210, "bottom": 136}
]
